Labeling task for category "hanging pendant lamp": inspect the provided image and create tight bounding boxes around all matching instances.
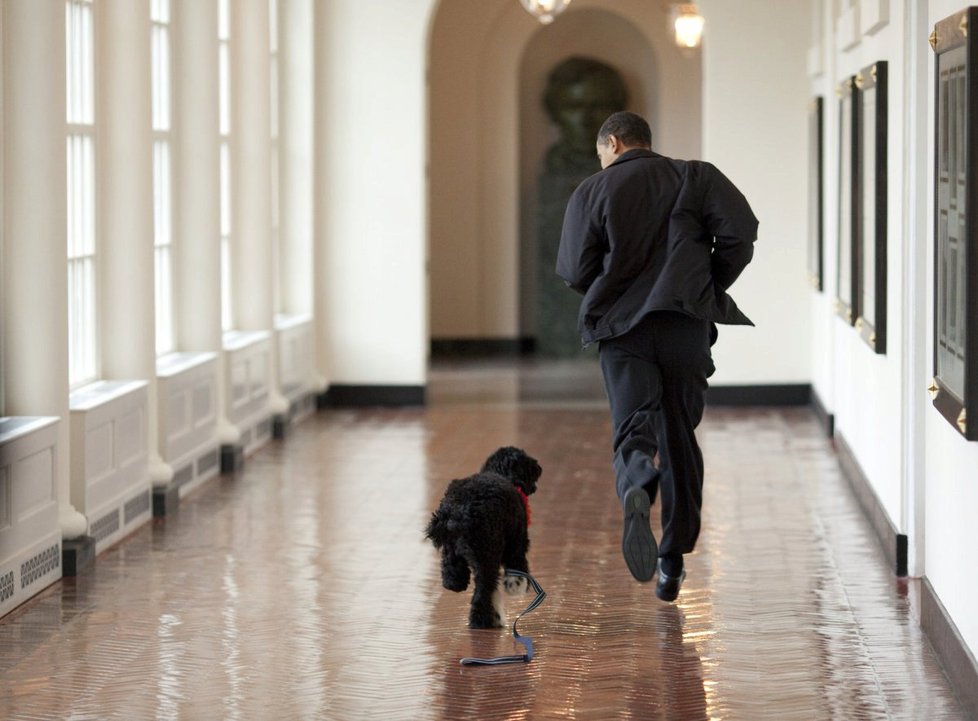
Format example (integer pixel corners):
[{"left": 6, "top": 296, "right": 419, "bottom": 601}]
[
  {"left": 520, "top": 0, "right": 572, "bottom": 25},
  {"left": 673, "top": 4, "right": 705, "bottom": 48}
]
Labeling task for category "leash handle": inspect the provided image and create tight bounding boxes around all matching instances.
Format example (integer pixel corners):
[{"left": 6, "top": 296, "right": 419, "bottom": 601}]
[{"left": 459, "top": 570, "right": 546, "bottom": 666}]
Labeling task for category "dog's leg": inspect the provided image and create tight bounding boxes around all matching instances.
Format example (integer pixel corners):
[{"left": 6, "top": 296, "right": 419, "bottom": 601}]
[
  {"left": 502, "top": 571, "right": 528, "bottom": 596},
  {"left": 440, "top": 550, "right": 470, "bottom": 592},
  {"left": 492, "top": 584, "right": 506, "bottom": 626},
  {"left": 501, "top": 533, "right": 530, "bottom": 596},
  {"left": 468, "top": 562, "right": 504, "bottom": 629}
]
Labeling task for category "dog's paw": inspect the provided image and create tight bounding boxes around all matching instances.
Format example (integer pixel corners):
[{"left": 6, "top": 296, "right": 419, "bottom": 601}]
[{"left": 503, "top": 574, "right": 528, "bottom": 596}]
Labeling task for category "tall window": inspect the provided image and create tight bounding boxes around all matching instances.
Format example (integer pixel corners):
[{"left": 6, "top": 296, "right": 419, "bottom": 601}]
[
  {"left": 219, "top": 0, "right": 232, "bottom": 331},
  {"left": 270, "top": 0, "right": 281, "bottom": 315},
  {"left": 66, "top": 0, "right": 98, "bottom": 387},
  {"left": 152, "top": 0, "right": 174, "bottom": 354}
]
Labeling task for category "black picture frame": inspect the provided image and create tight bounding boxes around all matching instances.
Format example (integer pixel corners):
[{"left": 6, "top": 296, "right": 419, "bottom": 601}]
[
  {"left": 808, "top": 97, "right": 825, "bottom": 291},
  {"left": 836, "top": 77, "right": 858, "bottom": 325},
  {"left": 931, "top": 7, "right": 978, "bottom": 440},
  {"left": 855, "top": 61, "right": 888, "bottom": 353}
]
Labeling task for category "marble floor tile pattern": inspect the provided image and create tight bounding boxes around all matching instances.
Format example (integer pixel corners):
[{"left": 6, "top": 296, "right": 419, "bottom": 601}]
[{"left": 0, "top": 361, "right": 967, "bottom": 720}]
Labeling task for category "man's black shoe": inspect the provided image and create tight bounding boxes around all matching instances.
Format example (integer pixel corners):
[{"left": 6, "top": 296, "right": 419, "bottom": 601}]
[
  {"left": 621, "top": 487, "right": 657, "bottom": 582},
  {"left": 655, "top": 560, "right": 686, "bottom": 602}
]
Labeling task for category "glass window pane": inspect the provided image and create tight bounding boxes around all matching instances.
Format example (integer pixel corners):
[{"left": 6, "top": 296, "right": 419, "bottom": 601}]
[
  {"left": 219, "top": 0, "right": 230, "bottom": 41},
  {"left": 220, "top": 142, "right": 231, "bottom": 236},
  {"left": 222, "top": 237, "right": 232, "bottom": 331},
  {"left": 220, "top": 43, "right": 230, "bottom": 136}
]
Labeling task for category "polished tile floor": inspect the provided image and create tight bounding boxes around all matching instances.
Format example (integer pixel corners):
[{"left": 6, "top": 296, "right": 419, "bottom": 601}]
[{"left": 0, "top": 360, "right": 967, "bottom": 720}]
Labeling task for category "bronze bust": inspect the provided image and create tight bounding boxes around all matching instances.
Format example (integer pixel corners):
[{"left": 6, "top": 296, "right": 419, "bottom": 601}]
[{"left": 536, "top": 57, "right": 628, "bottom": 356}]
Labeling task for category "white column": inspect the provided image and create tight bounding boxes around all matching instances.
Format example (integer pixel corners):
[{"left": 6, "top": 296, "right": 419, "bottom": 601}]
[
  {"left": 2, "top": 0, "right": 87, "bottom": 538},
  {"left": 279, "top": 0, "right": 314, "bottom": 317},
  {"left": 173, "top": 0, "right": 222, "bottom": 353},
  {"left": 231, "top": 0, "right": 273, "bottom": 331},
  {"left": 173, "top": 0, "right": 235, "bottom": 442},
  {"left": 98, "top": 0, "right": 168, "bottom": 483},
  {"left": 231, "top": 0, "right": 287, "bottom": 414},
  {"left": 900, "top": 0, "right": 929, "bottom": 577},
  {"left": 312, "top": 0, "right": 333, "bottom": 390}
]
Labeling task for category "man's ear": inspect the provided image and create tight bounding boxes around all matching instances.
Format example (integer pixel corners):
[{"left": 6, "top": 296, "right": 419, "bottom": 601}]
[{"left": 606, "top": 134, "right": 622, "bottom": 153}]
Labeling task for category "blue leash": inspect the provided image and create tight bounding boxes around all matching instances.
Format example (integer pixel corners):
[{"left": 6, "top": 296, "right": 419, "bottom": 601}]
[{"left": 459, "top": 570, "right": 546, "bottom": 666}]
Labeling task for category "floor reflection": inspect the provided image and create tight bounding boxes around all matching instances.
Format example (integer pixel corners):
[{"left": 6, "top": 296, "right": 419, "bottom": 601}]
[{"left": 0, "top": 362, "right": 968, "bottom": 720}]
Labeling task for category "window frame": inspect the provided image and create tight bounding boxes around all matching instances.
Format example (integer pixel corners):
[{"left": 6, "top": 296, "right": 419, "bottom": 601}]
[
  {"left": 152, "top": 0, "right": 175, "bottom": 356},
  {"left": 66, "top": 0, "right": 99, "bottom": 389},
  {"left": 219, "top": 0, "right": 233, "bottom": 332}
]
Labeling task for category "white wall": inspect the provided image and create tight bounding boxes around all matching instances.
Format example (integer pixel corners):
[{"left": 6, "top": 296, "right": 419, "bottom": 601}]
[
  {"left": 806, "top": 0, "right": 978, "bottom": 662},
  {"left": 810, "top": 0, "right": 908, "bottom": 533},
  {"left": 429, "top": 0, "right": 703, "bottom": 341},
  {"left": 314, "top": 0, "right": 431, "bottom": 385},
  {"left": 924, "top": 0, "right": 978, "bottom": 663},
  {"left": 699, "top": 0, "right": 812, "bottom": 385},
  {"left": 517, "top": 7, "right": 702, "bottom": 334},
  {"left": 429, "top": 0, "right": 813, "bottom": 387}
]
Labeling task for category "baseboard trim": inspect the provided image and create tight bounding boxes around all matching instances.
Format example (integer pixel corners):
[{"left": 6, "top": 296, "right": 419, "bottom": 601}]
[
  {"left": 810, "top": 386, "right": 835, "bottom": 437},
  {"left": 705, "top": 383, "right": 812, "bottom": 406},
  {"left": 834, "top": 432, "right": 908, "bottom": 576},
  {"left": 321, "top": 385, "right": 426, "bottom": 407},
  {"left": 431, "top": 337, "right": 536, "bottom": 358},
  {"left": 920, "top": 577, "right": 978, "bottom": 719}
]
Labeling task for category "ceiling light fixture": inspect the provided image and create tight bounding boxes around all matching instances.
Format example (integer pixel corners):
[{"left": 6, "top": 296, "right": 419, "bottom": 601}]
[
  {"left": 673, "top": 4, "right": 705, "bottom": 48},
  {"left": 520, "top": 0, "right": 572, "bottom": 25}
]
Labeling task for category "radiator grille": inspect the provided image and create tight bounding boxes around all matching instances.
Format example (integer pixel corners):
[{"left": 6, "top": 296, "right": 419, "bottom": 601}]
[
  {"left": 173, "top": 463, "right": 193, "bottom": 488},
  {"left": 90, "top": 509, "right": 120, "bottom": 543},
  {"left": 0, "top": 570, "right": 14, "bottom": 603},
  {"left": 124, "top": 490, "right": 151, "bottom": 524},
  {"left": 197, "top": 448, "right": 219, "bottom": 476},
  {"left": 21, "top": 545, "right": 59, "bottom": 589}
]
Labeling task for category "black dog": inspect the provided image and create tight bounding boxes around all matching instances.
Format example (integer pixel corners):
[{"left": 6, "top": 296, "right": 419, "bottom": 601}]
[{"left": 424, "top": 447, "right": 542, "bottom": 628}]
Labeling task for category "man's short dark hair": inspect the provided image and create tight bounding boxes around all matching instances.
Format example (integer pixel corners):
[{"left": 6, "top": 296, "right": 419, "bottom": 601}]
[{"left": 597, "top": 111, "right": 652, "bottom": 148}]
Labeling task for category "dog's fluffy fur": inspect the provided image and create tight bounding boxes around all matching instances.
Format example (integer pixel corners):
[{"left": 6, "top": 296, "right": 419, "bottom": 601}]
[{"left": 424, "top": 447, "right": 542, "bottom": 628}]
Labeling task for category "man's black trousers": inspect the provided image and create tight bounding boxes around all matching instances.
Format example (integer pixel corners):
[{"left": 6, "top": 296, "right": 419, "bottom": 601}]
[{"left": 598, "top": 311, "right": 715, "bottom": 557}]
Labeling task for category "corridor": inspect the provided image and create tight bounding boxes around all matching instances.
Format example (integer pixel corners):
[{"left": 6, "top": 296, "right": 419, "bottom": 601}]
[{"left": 0, "top": 361, "right": 966, "bottom": 720}]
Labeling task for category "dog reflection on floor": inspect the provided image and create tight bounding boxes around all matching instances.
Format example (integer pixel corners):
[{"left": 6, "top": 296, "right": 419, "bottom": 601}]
[{"left": 424, "top": 447, "right": 542, "bottom": 628}]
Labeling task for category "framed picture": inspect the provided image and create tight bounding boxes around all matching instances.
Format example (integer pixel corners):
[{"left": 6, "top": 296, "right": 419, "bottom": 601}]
[
  {"left": 808, "top": 97, "right": 824, "bottom": 291},
  {"left": 855, "top": 61, "right": 888, "bottom": 353},
  {"left": 836, "top": 76, "right": 858, "bottom": 324},
  {"left": 931, "top": 8, "right": 978, "bottom": 440}
]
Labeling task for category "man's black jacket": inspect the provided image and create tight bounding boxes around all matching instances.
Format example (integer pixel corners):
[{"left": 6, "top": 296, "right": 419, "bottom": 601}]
[{"left": 556, "top": 148, "right": 758, "bottom": 347}]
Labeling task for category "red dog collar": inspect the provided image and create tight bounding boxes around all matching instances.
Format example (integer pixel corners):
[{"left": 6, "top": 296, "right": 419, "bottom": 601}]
[{"left": 517, "top": 487, "right": 531, "bottom": 526}]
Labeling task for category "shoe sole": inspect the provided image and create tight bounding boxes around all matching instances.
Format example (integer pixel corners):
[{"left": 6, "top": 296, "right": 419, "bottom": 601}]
[{"left": 622, "top": 488, "right": 657, "bottom": 582}]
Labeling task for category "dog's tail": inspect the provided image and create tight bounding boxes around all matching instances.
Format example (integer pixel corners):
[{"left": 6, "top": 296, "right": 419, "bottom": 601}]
[{"left": 424, "top": 508, "right": 453, "bottom": 549}]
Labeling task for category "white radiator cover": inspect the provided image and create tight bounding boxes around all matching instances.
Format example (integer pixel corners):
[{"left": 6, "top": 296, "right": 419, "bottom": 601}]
[
  {"left": 275, "top": 313, "right": 316, "bottom": 422},
  {"left": 224, "top": 330, "right": 273, "bottom": 456},
  {"left": 156, "top": 352, "right": 220, "bottom": 498},
  {"left": 69, "top": 381, "right": 152, "bottom": 553},
  {"left": 0, "top": 417, "right": 62, "bottom": 618}
]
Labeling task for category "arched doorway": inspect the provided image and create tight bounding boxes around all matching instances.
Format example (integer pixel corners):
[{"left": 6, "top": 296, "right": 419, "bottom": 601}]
[{"left": 427, "top": 0, "right": 702, "bottom": 358}]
